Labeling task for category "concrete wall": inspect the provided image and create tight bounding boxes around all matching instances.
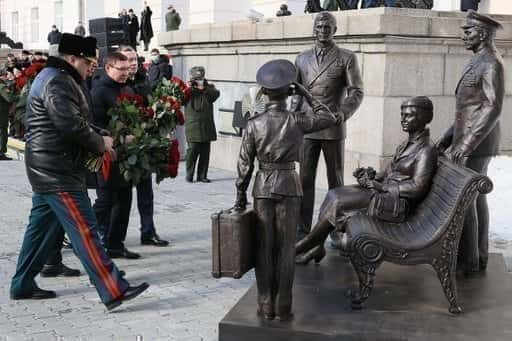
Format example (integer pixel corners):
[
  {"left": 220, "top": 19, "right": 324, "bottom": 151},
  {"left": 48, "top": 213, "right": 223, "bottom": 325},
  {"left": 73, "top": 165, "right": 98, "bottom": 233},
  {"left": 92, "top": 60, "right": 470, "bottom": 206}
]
[{"left": 160, "top": 7, "right": 512, "bottom": 188}]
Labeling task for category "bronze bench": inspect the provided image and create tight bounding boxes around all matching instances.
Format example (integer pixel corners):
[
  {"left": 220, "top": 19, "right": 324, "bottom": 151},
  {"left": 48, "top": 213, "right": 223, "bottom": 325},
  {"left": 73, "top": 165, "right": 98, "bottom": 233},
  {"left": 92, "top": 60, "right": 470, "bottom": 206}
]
[{"left": 341, "top": 157, "right": 493, "bottom": 314}]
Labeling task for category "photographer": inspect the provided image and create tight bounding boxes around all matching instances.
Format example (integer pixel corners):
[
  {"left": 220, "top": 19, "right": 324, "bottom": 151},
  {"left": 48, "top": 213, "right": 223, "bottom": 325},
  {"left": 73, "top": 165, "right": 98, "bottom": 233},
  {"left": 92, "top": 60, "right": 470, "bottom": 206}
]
[{"left": 184, "top": 66, "right": 220, "bottom": 183}]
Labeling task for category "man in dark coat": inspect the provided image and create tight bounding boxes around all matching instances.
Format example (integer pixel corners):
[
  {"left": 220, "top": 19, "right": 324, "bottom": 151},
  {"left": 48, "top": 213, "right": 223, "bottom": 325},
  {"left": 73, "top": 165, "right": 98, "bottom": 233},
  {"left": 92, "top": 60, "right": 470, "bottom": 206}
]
[
  {"left": 291, "top": 11, "right": 363, "bottom": 243},
  {"left": 91, "top": 52, "right": 140, "bottom": 260},
  {"left": 0, "top": 70, "right": 14, "bottom": 160},
  {"left": 9, "top": 34, "right": 148, "bottom": 310},
  {"left": 461, "top": 0, "right": 480, "bottom": 11},
  {"left": 148, "top": 48, "right": 172, "bottom": 90},
  {"left": 118, "top": 45, "right": 169, "bottom": 247},
  {"left": 165, "top": 5, "right": 182, "bottom": 31},
  {"left": 234, "top": 59, "right": 338, "bottom": 321},
  {"left": 140, "top": 2, "right": 154, "bottom": 51},
  {"left": 437, "top": 11, "right": 504, "bottom": 274},
  {"left": 184, "top": 66, "right": 220, "bottom": 183},
  {"left": 47, "top": 25, "right": 62, "bottom": 45},
  {"left": 127, "top": 9, "right": 139, "bottom": 50}
]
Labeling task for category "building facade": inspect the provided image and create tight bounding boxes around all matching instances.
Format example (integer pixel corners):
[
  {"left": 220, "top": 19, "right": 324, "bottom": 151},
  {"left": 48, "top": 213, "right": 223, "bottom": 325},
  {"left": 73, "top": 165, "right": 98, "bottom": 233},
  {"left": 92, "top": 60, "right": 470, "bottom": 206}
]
[{"left": 1, "top": 0, "right": 511, "bottom": 50}]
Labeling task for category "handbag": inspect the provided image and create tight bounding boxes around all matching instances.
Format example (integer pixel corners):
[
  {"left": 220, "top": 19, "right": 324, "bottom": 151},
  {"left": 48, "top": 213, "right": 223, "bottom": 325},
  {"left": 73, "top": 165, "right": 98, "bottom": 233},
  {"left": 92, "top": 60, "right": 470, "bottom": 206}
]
[{"left": 368, "top": 184, "right": 408, "bottom": 223}]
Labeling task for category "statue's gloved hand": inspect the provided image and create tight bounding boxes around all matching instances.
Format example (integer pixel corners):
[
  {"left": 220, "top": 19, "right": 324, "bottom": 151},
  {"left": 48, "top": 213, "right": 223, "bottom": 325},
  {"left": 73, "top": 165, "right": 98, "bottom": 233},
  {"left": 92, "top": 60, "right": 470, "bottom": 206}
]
[
  {"left": 234, "top": 190, "right": 247, "bottom": 211},
  {"left": 449, "top": 145, "right": 469, "bottom": 166}
]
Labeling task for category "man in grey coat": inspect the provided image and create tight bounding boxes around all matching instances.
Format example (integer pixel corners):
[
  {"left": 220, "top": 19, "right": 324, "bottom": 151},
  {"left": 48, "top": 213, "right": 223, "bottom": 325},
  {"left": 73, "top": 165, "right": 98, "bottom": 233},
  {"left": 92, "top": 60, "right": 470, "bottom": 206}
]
[
  {"left": 292, "top": 11, "right": 363, "bottom": 243},
  {"left": 437, "top": 10, "right": 504, "bottom": 275}
]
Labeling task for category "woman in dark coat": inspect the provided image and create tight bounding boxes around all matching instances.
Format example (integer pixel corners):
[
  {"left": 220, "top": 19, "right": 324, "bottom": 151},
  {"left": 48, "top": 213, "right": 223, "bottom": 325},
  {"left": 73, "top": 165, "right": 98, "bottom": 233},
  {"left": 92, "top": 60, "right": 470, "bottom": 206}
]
[
  {"left": 140, "top": 2, "right": 154, "bottom": 51},
  {"left": 295, "top": 96, "right": 438, "bottom": 264}
]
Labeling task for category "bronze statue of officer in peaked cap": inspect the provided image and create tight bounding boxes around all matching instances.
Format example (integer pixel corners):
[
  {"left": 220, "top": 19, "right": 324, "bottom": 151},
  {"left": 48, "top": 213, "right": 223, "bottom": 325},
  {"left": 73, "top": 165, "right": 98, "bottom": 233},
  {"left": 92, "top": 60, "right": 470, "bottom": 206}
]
[
  {"left": 437, "top": 10, "right": 504, "bottom": 275},
  {"left": 234, "top": 59, "right": 339, "bottom": 321}
]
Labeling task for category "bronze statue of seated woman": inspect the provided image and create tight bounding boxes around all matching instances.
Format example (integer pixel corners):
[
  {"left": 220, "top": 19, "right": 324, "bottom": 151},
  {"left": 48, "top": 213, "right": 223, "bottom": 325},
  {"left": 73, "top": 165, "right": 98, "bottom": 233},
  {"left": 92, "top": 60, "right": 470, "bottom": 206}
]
[{"left": 295, "top": 96, "right": 439, "bottom": 264}]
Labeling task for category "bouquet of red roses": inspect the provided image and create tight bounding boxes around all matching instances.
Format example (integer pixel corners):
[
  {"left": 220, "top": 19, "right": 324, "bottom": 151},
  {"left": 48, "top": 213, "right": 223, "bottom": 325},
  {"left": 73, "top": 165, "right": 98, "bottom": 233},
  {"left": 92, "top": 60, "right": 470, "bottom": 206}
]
[
  {"left": 14, "top": 62, "right": 46, "bottom": 124},
  {"left": 149, "top": 76, "right": 190, "bottom": 129},
  {"left": 87, "top": 82, "right": 186, "bottom": 185}
]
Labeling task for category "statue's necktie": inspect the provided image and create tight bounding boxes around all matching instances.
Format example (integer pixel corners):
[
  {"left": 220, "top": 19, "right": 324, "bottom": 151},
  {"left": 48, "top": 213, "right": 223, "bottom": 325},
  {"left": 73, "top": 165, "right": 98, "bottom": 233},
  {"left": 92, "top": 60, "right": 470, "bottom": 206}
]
[{"left": 318, "top": 49, "right": 325, "bottom": 64}]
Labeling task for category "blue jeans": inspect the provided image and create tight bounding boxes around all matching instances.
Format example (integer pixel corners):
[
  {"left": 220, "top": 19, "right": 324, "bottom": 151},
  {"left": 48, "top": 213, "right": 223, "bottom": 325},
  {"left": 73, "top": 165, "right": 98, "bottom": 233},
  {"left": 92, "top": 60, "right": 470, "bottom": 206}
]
[
  {"left": 361, "top": 0, "right": 396, "bottom": 7},
  {"left": 11, "top": 191, "right": 128, "bottom": 304}
]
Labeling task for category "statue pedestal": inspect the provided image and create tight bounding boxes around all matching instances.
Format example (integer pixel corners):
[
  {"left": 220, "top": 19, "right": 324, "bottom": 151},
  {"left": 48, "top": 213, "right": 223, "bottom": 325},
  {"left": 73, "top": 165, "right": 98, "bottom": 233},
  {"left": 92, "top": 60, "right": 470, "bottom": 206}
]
[{"left": 219, "top": 252, "right": 512, "bottom": 341}]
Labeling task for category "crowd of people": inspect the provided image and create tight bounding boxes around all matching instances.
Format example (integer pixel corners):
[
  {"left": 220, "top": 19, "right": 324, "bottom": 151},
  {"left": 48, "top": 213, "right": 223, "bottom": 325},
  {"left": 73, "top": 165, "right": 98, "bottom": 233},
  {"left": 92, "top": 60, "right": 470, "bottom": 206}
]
[{"left": 2, "top": 15, "right": 220, "bottom": 309}]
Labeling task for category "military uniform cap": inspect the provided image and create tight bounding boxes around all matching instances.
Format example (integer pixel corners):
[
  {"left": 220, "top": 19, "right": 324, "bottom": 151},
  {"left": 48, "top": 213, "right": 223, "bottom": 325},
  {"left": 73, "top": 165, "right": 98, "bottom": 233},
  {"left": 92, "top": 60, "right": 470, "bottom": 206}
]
[
  {"left": 461, "top": 10, "right": 503, "bottom": 30},
  {"left": 256, "top": 59, "right": 296, "bottom": 90},
  {"left": 59, "top": 33, "right": 98, "bottom": 63}
]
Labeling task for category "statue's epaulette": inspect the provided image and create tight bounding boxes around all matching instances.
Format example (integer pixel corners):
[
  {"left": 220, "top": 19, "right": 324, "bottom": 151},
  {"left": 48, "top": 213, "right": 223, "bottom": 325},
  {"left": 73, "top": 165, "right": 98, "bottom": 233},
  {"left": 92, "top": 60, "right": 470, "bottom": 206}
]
[{"left": 247, "top": 111, "right": 266, "bottom": 121}]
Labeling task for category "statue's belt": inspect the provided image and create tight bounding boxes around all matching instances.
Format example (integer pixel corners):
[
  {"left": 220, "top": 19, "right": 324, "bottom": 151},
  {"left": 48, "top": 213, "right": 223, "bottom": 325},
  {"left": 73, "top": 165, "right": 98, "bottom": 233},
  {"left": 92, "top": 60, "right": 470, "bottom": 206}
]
[{"left": 259, "top": 162, "right": 296, "bottom": 171}]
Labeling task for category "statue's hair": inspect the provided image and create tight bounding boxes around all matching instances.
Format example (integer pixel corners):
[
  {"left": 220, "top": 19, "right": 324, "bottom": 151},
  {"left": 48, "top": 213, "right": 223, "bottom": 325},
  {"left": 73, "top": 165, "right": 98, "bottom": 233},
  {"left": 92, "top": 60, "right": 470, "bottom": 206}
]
[
  {"left": 314, "top": 11, "right": 337, "bottom": 28},
  {"left": 401, "top": 96, "right": 434, "bottom": 124}
]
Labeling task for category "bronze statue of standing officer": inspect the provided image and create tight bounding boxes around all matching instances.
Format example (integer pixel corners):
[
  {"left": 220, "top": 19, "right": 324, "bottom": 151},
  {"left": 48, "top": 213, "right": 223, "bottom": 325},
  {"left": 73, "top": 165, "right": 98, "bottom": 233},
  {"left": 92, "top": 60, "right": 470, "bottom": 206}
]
[
  {"left": 437, "top": 10, "right": 504, "bottom": 275},
  {"left": 292, "top": 11, "right": 363, "bottom": 244}
]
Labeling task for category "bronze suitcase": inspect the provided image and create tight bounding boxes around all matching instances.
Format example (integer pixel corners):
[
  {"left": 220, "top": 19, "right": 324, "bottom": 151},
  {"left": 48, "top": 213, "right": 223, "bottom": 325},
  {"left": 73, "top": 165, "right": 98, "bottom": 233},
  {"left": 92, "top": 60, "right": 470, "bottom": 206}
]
[{"left": 211, "top": 207, "right": 256, "bottom": 279}]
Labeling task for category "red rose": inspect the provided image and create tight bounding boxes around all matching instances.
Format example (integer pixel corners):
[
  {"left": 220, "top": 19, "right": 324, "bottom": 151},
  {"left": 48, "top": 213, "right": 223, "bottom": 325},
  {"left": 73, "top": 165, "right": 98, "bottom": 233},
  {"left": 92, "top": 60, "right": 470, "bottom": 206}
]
[
  {"left": 142, "top": 107, "right": 155, "bottom": 120},
  {"left": 15, "top": 76, "right": 27, "bottom": 91}
]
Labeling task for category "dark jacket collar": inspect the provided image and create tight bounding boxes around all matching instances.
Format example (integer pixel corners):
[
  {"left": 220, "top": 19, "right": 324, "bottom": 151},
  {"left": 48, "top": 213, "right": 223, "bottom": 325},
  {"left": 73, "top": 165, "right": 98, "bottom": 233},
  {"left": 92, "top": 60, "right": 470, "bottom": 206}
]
[
  {"left": 99, "top": 72, "right": 125, "bottom": 89},
  {"left": 45, "top": 56, "right": 83, "bottom": 84}
]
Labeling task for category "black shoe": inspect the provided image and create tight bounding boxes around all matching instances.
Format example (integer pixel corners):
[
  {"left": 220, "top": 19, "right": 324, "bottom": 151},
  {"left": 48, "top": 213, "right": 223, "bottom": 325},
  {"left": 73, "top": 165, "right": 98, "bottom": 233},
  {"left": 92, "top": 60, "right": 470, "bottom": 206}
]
[
  {"left": 107, "top": 248, "right": 141, "bottom": 259},
  {"left": 141, "top": 235, "right": 169, "bottom": 247},
  {"left": 105, "top": 282, "right": 150, "bottom": 311},
  {"left": 197, "top": 178, "right": 211, "bottom": 183},
  {"left": 11, "top": 288, "right": 57, "bottom": 300},
  {"left": 41, "top": 263, "right": 81, "bottom": 277},
  {"left": 185, "top": 175, "right": 193, "bottom": 183},
  {"left": 0, "top": 154, "right": 13, "bottom": 161},
  {"left": 295, "top": 245, "right": 326, "bottom": 265}
]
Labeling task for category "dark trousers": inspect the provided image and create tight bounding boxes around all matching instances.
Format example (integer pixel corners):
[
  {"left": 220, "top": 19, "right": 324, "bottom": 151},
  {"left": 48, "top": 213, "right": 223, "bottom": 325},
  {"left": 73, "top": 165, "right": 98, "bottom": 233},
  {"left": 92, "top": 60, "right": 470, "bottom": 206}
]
[
  {"left": 0, "top": 117, "right": 8, "bottom": 155},
  {"left": 299, "top": 139, "right": 344, "bottom": 238},
  {"left": 45, "top": 227, "right": 66, "bottom": 266},
  {"left": 361, "top": 0, "right": 396, "bottom": 7},
  {"left": 186, "top": 142, "right": 211, "bottom": 180},
  {"left": 93, "top": 183, "right": 133, "bottom": 251},
  {"left": 10, "top": 191, "right": 128, "bottom": 304},
  {"left": 136, "top": 174, "right": 156, "bottom": 239},
  {"left": 254, "top": 196, "right": 300, "bottom": 317},
  {"left": 459, "top": 156, "right": 491, "bottom": 272},
  {"left": 461, "top": 0, "right": 479, "bottom": 11}
]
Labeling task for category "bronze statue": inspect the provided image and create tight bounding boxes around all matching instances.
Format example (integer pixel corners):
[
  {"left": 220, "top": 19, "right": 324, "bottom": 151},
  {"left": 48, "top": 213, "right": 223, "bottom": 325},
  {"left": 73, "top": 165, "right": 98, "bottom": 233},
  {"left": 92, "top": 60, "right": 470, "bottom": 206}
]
[
  {"left": 291, "top": 11, "right": 363, "bottom": 244},
  {"left": 234, "top": 59, "right": 338, "bottom": 321},
  {"left": 295, "top": 96, "right": 438, "bottom": 264},
  {"left": 437, "top": 10, "right": 504, "bottom": 275}
]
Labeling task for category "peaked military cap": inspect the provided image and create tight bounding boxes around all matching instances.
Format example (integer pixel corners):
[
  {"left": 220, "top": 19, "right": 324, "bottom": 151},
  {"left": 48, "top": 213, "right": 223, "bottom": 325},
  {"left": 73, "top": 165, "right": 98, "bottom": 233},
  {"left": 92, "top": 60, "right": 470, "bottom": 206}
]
[
  {"left": 59, "top": 33, "right": 98, "bottom": 63},
  {"left": 461, "top": 10, "right": 503, "bottom": 31},
  {"left": 256, "top": 59, "right": 296, "bottom": 90}
]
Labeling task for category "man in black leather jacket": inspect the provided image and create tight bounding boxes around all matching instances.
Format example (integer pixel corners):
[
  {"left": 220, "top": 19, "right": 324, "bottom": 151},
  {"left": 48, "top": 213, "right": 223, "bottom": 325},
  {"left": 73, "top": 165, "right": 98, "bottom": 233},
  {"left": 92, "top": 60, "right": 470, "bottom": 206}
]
[{"left": 10, "top": 34, "right": 148, "bottom": 311}]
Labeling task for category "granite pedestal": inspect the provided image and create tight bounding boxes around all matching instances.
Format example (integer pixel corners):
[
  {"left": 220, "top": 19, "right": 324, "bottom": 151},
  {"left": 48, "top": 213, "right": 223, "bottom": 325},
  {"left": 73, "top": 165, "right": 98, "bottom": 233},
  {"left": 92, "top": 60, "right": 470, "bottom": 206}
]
[{"left": 219, "top": 251, "right": 512, "bottom": 341}]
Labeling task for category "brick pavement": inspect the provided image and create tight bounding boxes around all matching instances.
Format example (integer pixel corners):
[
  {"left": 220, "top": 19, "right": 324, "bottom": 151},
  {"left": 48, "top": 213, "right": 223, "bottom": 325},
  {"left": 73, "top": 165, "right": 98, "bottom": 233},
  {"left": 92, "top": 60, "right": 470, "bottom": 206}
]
[
  {"left": 0, "top": 159, "right": 254, "bottom": 341},
  {"left": 1, "top": 153, "right": 511, "bottom": 341}
]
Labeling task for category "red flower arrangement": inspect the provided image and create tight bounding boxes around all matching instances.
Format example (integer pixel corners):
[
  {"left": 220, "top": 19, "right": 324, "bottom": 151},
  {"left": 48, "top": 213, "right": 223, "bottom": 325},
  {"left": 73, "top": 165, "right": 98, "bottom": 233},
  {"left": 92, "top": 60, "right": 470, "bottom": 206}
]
[
  {"left": 87, "top": 82, "right": 187, "bottom": 184},
  {"left": 167, "top": 139, "right": 180, "bottom": 178}
]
